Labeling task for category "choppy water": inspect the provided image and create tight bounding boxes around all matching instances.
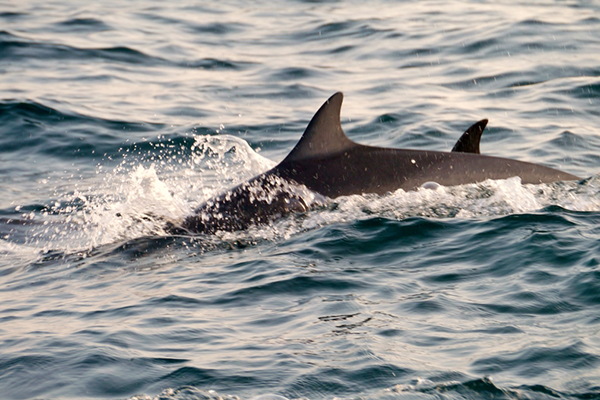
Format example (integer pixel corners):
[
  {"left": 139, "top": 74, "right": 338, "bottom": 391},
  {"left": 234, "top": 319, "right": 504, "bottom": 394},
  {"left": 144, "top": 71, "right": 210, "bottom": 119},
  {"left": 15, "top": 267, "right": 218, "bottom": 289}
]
[{"left": 2, "top": 1, "right": 600, "bottom": 399}]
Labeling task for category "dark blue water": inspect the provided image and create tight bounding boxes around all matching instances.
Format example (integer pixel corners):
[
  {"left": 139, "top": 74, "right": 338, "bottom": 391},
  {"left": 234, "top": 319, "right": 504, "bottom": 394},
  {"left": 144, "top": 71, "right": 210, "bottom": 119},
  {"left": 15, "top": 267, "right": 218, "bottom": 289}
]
[{"left": 1, "top": 1, "right": 600, "bottom": 400}]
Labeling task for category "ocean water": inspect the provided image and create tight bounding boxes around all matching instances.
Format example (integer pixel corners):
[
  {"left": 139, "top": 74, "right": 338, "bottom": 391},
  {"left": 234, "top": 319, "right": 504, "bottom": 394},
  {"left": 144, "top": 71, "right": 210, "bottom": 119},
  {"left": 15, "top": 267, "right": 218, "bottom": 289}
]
[{"left": 1, "top": 1, "right": 600, "bottom": 399}]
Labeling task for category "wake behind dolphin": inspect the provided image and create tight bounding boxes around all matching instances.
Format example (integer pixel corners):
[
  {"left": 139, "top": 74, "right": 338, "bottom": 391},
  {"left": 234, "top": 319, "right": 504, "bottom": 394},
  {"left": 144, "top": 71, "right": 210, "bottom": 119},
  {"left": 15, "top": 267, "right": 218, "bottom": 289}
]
[{"left": 177, "top": 92, "right": 579, "bottom": 234}]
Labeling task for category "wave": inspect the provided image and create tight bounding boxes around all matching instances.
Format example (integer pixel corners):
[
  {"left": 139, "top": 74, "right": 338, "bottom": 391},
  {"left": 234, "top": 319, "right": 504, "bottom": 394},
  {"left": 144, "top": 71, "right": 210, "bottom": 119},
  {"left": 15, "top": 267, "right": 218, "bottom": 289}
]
[
  {"left": 0, "top": 30, "right": 252, "bottom": 71},
  {"left": 122, "top": 379, "right": 600, "bottom": 400},
  {"left": 3, "top": 132, "right": 600, "bottom": 263},
  {"left": 0, "top": 100, "right": 164, "bottom": 161}
]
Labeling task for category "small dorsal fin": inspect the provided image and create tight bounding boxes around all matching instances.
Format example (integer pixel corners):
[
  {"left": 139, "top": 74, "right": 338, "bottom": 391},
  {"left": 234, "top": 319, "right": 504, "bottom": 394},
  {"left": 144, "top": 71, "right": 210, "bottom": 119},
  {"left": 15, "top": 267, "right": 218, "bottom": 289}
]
[
  {"left": 281, "top": 92, "right": 355, "bottom": 163},
  {"left": 451, "top": 119, "right": 488, "bottom": 154}
]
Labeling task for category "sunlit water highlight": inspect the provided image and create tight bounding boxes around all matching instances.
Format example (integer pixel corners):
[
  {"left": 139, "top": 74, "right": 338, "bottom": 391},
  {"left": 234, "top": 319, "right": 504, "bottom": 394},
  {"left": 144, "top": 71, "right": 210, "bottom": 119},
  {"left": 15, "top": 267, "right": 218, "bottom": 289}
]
[{"left": 1, "top": 1, "right": 600, "bottom": 400}]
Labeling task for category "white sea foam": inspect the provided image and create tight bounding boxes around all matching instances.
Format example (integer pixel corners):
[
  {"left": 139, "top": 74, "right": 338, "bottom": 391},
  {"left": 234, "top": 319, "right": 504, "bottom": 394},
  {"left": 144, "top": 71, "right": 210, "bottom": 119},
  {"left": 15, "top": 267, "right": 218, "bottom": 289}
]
[
  {"left": 230, "top": 176, "right": 594, "bottom": 243},
  {"left": 7, "top": 135, "right": 600, "bottom": 255}
]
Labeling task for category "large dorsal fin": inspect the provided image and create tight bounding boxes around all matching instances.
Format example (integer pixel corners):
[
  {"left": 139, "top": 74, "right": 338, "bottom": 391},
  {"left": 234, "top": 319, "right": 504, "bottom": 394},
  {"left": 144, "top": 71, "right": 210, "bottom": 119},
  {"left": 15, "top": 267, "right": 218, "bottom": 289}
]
[
  {"left": 281, "top": 92, "right": 355, "bottom": 163},
  {"left": 451, "top": 119, "right": 488, "bottom": 154}
]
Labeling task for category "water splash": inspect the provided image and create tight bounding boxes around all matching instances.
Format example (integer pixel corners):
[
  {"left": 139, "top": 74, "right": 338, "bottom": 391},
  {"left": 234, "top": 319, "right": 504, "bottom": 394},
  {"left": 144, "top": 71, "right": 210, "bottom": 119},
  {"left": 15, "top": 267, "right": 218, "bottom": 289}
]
[
  {"left": 3, "top": 134, "right": 600, "bottom": 257},
  {"left": 1, "top": 134, "right": 273, "bottom": 256},
  {"left": 226, "top": 175, "right": 600, "bottom": 243}
]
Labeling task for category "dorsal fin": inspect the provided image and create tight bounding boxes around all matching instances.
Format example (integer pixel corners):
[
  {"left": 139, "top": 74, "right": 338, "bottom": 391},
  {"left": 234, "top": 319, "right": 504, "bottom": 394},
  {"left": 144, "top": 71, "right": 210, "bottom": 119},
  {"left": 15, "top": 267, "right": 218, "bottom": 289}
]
[
  {"left": 451, "top": 119, "right": 488, "bottom": 154},
  {"left": 281, "top": 92, "right": 355, "bottom": 163}
]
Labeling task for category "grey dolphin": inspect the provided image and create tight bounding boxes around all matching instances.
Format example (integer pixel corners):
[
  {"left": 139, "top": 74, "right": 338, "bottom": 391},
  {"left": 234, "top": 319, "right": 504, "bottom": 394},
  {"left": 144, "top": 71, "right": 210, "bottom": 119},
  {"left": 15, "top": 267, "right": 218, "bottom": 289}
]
[{"left": 179, "top": 92, "right": 579, "bottom": 234}]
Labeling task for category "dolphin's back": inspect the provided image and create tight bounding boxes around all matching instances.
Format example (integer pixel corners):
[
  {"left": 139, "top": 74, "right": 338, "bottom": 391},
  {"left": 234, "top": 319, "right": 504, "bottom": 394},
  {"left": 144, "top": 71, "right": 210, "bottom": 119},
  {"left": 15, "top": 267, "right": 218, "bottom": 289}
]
[
  {"left": 179, "top": 92, "right": 580, "bottom": 234},
  {"left": 275, "top": 145, "right": 578, "bottom": 197},
  {"left": 273, "top": 92, "right": 578, "bottom": 197}
]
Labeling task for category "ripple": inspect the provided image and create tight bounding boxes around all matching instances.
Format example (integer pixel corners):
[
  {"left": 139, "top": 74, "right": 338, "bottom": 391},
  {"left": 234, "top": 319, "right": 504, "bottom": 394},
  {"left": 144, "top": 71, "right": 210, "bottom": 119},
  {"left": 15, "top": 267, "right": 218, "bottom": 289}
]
[
  {"left": 472, "top": 341, "right": 600, "bottom": 378},
  {"left": 2, "top": 1, "right": 600, "bottom": 400},
  {"left": 53, "top": 17, "right": 112, "bottom": 33}
]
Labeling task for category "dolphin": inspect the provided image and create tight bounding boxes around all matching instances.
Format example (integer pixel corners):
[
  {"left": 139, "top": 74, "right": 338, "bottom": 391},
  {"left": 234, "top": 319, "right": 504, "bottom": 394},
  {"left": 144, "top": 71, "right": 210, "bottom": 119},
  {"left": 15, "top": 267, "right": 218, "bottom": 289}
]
[{"left": 178, "top": 92, "right": 579, "bottom": 234}]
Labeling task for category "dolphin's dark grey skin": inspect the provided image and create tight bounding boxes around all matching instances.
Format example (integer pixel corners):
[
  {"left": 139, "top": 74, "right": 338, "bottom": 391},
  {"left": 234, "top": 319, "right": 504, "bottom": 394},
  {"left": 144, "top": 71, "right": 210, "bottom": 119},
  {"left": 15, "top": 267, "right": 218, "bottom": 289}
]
[{"left": 179, "top": 92, "right": 579, "bottom": 234}]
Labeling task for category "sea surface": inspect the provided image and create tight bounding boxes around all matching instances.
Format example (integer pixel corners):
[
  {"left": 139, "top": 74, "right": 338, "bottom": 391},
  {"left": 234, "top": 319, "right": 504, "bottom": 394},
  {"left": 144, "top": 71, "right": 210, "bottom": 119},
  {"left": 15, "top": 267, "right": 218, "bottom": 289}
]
[{"left": 1, "top": 1, "right": 600, "bottom": 399}]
